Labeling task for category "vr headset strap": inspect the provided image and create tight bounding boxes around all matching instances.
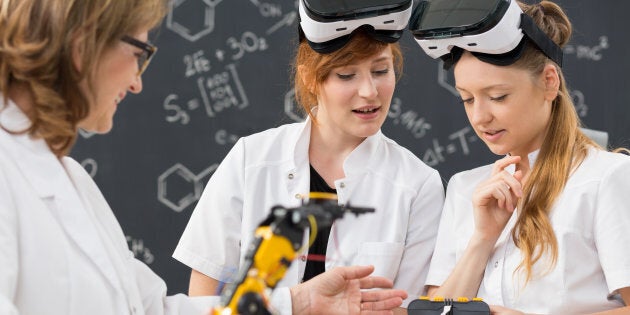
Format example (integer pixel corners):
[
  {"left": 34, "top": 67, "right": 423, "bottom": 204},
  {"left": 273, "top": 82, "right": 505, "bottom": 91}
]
[{"left": 519, "top": 13, "right": 564, "bottom": 67}]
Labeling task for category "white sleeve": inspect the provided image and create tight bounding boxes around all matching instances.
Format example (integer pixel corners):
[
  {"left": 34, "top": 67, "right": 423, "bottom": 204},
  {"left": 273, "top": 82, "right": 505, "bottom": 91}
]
[
  {"left": 132, "top": 258, "right": 220, "bottom": 315},
  {"left": 269, "top": 287, "right": 293, "bottom": 315},
  {"left": 594, "top": 156, "right": 630, "bottom": 293},
  {"left": 135, "top": 256, "right": 292, "bottom": 315},
  {"left": 396, "top": 169, "right": 445, "bottom": 307},
  {"left": 425, "top": 174, "right": 460, "bottom": 287},
  {"left": 173, "top": 138, "right": 246, "bottom": 283},
  {"left": 0, "top": 163, "right": 19, "bottom": 315}
]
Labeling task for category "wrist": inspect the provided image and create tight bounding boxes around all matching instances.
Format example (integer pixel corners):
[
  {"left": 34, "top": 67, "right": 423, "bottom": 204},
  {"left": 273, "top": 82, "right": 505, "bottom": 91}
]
[
  {"left": 470, "top": 231, "right": 500, "bottom": 247},
  {"left": 290, "top": 284, "right": 311, "bottom": 315},
  {"left": 465, "top": 233, "right": 498, "bottom": 263}
]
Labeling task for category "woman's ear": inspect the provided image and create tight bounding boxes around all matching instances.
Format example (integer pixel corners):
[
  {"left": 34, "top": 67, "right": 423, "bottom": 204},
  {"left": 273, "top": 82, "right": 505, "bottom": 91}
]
[
  {"left": 542, "top": 63, "right": 560, "bottom": 102},
  {"left": 71, "top": 32, "right": 85, "bottom": 73}
]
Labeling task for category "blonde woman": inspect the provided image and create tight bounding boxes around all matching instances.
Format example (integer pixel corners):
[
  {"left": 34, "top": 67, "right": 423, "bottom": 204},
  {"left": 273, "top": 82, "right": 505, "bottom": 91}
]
[
  {"left": 411, "top": 0, "right": 630, "bottom": 313},
  {"left": 0, "top": 0, "right": 406, "bottom": 314}
]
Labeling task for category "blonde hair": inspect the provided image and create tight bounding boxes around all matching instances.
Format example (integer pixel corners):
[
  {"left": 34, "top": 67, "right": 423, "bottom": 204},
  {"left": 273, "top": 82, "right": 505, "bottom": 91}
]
[
  {"left": 292, "top": 29, "right": 403, "bottom": 120},
  {"left": 509, "top": 1, "right": 597, "bottom": 283},
  {"left": 0, "top": 0, "right": 168, "bottom": 157}
]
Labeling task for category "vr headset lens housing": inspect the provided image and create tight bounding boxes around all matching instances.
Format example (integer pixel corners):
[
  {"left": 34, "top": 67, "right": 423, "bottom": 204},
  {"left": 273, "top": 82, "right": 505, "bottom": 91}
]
[
  {"left": 299, "top": 0, "right": 413, "bottom": 54},
  {"left": 409, "top": 0, "right": 563, "bottom": 69}
]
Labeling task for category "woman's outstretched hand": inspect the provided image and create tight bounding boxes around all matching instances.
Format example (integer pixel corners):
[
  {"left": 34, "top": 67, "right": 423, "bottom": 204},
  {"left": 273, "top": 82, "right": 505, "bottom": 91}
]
[{"left": 291, "top": 265, "right": 408, "bottom": 315}]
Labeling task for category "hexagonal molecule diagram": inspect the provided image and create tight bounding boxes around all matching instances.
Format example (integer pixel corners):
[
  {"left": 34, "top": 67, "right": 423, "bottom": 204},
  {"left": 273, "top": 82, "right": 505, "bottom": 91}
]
[
  {"left": 167, "top": 0, "right": 224, "bottom": 42},
  {"left": 157, "top": 163, "right": 218, "bottom": 212}
]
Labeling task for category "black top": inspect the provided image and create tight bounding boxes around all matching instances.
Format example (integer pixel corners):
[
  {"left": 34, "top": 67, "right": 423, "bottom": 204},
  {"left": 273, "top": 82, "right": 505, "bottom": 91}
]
[{"left": 301, "top": 165, "right": 336, "bottom": 282}]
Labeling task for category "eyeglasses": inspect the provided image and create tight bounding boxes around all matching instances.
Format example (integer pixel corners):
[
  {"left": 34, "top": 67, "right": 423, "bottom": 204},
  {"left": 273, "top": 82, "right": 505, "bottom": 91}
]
[{"left": 120, "top": 35, "right": 157, "bottom": 76}]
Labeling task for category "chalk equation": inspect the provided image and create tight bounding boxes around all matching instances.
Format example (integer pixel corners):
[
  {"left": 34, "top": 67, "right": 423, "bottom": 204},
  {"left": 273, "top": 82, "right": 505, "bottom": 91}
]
[
  {"left": 215, "top": 129, "right": 241, "bottom": 146},
  {"left": 157, "top": 163, "right": 218, "bottom": 212},
  {"left": 164, "top": 63, "right": 248, "bottom": 124},
  {"left": 126, "top": 235, "right": 155, "bottom": 265},
  {"left": 184, "top": 50, "right": 212, "bottom": 78},
  {"left": 387, "top": 97, "right": 432, "bottom": 139},
  {"left": 422, "top": 126, "right": 479, "bottom": 167},
  {"left": 163, "top": 0, "right": 298, "bottom": 125},
  {"left": 564, "top": 36, "right": 609, "bottom": 61},
  {"left": 250, "top": 0, "right": 285, "bottom": 19},
  {"left": 221, "top": 31, "right": 269, "bottom": 62}
]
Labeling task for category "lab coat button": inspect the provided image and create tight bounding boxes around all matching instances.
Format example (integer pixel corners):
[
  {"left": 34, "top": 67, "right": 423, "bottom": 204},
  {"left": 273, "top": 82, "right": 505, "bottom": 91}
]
[
  {"left": 339, "top": 182, "right": 345, "bottom": 188},
  {"left": 494, "top": 261, "right": 499, "bottom": 268},
  {"left": 300, "top": 256, "right": 307, "bottom": 262},
  {"left": 295, "top": 193, "right": 302, "bottom": 199},
  {"left": 288, "top": 173, "right": 294, "bottom": 179}
]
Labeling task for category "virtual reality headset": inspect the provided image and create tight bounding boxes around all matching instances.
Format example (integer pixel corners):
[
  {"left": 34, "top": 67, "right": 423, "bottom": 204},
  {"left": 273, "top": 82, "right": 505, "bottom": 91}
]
[
  {"left": 409, "top": 0, "right": 563, "bottom": 69},
  {"left": 299, "top": 0, "right": 413, "bottom": 54}
]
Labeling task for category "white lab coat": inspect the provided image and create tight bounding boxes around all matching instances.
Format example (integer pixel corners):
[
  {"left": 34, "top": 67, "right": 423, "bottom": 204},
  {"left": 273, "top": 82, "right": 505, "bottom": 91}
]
[
  {"left": 0, "top": 98, "right": 228, "bottom": 314},
  {"left": 426, "top": 149, "right": 630, "bottom": 314},
  {"left": 174, "top": 119, "right": 445, "bottom": 307}
]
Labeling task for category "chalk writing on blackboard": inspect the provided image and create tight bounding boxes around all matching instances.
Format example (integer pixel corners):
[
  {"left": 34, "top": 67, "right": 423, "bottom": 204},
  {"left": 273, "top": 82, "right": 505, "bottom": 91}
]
[
  {"left": 215, "top": 129, "right": 241, "bottom": 146},
  {"left": 126, "top": 235, "right": 155, "bottom": 264},
  {"left": 388, "top": 97, "right": 432, "bottom": 139},
  {"left": 266, "top": 11, "right": 297, "bottom": 35},
  {"left": 571, "top": 89, "right": 588, "bottom": 117},
  {"left": 167, "top": 0, "right": 223, "bottom": 42},
  {"left": 225, "top": 31, "right": 269, "bottom": 61},
  {"left": 184, "top": 50, "right": 212, "bottom": 78},
  {"left": 80, "top": 158, "right": 98, "bottom": 178},
  {"left": 422, "top": 126, "right": 479, "bottom": 167},
  {"left": 564, "top": 36, "right": 609, "bottom": 61},
  {"left": 164, "top": 63, "right": 248, "bottom": 124},
  {"left": 250, "top": 0, "right": 284, "bottom": 19},
  {"left": 78, "top": 129, "right": 96, "bottom": 139},
  {"left": 157, "top": 163, "right": 218, "bottom": 212}
]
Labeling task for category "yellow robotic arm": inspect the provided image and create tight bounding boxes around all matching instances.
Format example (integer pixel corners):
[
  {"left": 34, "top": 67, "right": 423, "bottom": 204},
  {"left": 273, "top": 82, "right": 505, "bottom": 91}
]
[{"left": 211, "top": 192, "right": 374, "bottom": 315}]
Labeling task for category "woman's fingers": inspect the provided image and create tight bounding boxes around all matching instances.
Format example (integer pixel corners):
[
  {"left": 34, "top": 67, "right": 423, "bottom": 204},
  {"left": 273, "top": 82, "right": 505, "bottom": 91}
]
[
  {"left": 482, "top": 180, "right": 514, "bottom": 211},
  {"left": 491, "top": 155, "right": 521, "bottom": 176},
  {"left": 500, "top": 169, "right": 523, "bottom": 198},
  {"left": 360, "top": 289, "right": 406, "bottom": 314}
]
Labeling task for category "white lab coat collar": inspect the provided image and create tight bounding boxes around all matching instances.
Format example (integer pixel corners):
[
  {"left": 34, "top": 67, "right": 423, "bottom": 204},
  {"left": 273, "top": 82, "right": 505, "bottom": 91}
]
[
  {"left": 290, "top": 117, "right": 311, "bottom": 171},
  {"left": 0, "top": 99, "right": 60, "bottom": 198},
  {"left": 343, "top": 130, "right": 382, "bottom": 175},
  {"left": 284, "top": 117, "right": 384, "bottom": 205},
  {"left": 0, "top": 99, "right": 127, "bottom": 296},
  {"left": 504, "top": 150, "right": 539, "bottom": 175},
  {"left": 288, "top": 117, "right": 384, "bottom": 176}
]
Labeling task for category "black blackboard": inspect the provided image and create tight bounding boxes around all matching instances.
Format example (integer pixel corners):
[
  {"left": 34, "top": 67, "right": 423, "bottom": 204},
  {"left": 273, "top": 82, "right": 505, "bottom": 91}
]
[{"left": 70, "top": 0, "right": 630, "bottom": 295}]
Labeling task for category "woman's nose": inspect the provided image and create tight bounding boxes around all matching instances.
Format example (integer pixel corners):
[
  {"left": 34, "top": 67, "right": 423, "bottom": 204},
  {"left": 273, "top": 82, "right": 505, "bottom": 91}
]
[
  {"left": 358, "top": 76, "right": 378, "bottom": 99},
  {"left": 469, "top": 101, "right": 492, "bottom": 125},
  {"left": 129, "top": 75, "right": 143, "bottom": 94}
]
